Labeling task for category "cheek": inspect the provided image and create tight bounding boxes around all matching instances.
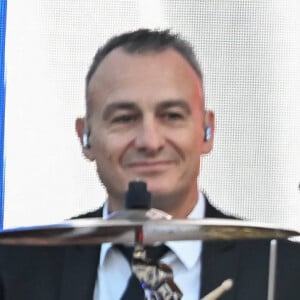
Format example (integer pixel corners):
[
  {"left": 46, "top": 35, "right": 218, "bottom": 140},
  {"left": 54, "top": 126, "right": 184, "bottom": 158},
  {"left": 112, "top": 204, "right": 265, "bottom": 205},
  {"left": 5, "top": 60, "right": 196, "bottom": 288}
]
[
  {"left": 189, "top": 125, "right": 205, "bottom": 154},
  {"left": 171, "top": 127, "right": 203, "bottom": 155},
  {"left": 92, "top": 133, "right": 129, "bottom": 165}
]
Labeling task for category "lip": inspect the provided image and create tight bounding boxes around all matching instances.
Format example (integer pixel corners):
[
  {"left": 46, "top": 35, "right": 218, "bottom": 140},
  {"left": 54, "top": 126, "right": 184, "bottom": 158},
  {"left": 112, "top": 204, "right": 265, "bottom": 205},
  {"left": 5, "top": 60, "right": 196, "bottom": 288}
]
[{"left": 124, "top": 160, "right": 173, "bottom": 173}]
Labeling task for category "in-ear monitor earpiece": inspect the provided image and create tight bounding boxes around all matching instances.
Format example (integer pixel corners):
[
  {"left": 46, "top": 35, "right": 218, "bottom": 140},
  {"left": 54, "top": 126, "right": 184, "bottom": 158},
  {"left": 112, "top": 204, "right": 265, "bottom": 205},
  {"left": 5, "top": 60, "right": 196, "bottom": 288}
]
[
  {"left": 83, "top": 131, "right": 90, "bottom": 149},
  {"left": 204, "top": 126, "right": 211, "bottom": 141}
]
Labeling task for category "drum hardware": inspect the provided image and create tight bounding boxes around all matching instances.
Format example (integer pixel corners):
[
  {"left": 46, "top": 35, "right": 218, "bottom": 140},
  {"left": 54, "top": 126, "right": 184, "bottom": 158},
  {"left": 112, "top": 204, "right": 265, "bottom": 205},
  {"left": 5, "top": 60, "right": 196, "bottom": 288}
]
[
  {"left": 0, "top": 182, "right": 299, "bottom": 299},
  {"left": 267, "top": 239, "right": 278, "bottom": 300},
  {"left": 0, "top": 218, "right": 297, "bottom": 246}
]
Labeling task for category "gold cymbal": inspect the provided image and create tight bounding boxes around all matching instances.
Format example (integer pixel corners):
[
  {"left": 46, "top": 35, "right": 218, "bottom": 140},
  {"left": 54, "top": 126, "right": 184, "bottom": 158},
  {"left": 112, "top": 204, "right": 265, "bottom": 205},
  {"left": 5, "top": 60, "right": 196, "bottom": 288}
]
[{"left": 0, "top": 217, "right": 299, "bottom": 246}]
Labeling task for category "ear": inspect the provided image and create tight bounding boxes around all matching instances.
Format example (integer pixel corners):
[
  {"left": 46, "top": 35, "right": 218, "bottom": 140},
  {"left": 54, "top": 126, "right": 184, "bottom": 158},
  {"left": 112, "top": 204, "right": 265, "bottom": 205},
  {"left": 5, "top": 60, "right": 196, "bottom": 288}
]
[
  {"left": 75, "top": 117, "right": 95, "bottom": 161},
  {"left": 202, "top": 110, "right": 215, "bottom": 154}
]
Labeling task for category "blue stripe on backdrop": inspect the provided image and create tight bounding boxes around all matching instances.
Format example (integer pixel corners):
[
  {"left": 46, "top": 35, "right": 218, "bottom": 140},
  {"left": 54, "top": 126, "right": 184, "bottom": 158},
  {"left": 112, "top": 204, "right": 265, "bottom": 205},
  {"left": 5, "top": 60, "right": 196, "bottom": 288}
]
[{"left": 0, "top": 0, "right": 7, "bottom": 230}]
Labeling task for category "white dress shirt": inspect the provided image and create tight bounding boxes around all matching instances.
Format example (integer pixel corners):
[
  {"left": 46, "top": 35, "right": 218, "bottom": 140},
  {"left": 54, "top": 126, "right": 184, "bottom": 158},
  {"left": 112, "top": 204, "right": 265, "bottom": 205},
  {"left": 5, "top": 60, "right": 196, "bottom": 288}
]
[{"left": 93, "top": 192, "right": 205, "bottom": 300}]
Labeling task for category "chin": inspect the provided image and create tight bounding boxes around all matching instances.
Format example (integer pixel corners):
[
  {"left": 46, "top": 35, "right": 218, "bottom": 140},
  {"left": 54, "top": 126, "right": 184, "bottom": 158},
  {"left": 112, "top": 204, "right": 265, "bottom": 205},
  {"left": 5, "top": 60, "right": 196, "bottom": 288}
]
[
  {"left": 147, "top": 186, "right": 179, "bottom": 200},
  {"left": 149, "top": 192, "right": 179, "bottom": 213}
]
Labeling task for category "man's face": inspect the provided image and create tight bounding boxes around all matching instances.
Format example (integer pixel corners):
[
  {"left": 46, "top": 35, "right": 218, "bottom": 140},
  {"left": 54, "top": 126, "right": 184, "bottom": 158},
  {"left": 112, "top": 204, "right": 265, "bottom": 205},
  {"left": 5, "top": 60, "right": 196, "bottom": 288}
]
[{"left": 78, "top": 48, "right": 214, "bottom": 214}]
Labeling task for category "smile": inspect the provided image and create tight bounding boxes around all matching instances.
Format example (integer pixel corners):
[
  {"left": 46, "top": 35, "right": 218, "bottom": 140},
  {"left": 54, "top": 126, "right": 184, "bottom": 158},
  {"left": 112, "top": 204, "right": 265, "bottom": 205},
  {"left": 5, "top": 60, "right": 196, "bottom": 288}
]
[{"left": 125, "top": 161, "right": 173, "bottom": 173}]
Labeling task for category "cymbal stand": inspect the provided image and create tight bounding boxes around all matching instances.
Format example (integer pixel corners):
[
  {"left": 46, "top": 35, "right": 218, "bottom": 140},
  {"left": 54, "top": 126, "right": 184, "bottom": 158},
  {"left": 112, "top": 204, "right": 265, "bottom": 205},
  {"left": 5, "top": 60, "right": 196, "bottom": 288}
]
[
  {"left": 267, "top": 239, "right": 278, "bottom": 300},
  {"left": 132, "top": 226, "right": 183, "bottom": 300}
]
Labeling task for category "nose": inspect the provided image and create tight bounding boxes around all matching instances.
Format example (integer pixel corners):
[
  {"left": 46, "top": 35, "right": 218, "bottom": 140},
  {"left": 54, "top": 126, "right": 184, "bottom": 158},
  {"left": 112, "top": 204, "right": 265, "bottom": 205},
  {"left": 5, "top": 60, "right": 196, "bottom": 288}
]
[{"left": 134, "top": 117, "right": 164, "bottom": 154}]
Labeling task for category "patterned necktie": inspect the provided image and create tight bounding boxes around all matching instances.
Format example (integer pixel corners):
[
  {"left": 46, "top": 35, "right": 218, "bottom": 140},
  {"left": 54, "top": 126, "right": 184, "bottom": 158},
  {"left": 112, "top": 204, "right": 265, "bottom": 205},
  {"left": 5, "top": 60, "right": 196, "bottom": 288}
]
[{"left": 115, "top": 244, "right": 170, "bottom": 300}]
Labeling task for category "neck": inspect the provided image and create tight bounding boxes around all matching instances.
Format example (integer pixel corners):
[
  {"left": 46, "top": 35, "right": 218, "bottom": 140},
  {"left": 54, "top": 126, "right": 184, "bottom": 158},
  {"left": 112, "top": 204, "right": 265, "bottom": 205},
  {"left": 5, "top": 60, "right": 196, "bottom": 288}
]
[{"left": 152, "top": 185, "right": 199, "bottom": 219}]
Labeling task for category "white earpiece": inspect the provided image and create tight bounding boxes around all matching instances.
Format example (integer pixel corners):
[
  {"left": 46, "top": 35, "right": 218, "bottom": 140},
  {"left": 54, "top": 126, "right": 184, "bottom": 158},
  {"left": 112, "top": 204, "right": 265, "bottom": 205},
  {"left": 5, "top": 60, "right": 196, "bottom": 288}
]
[
  {"left": 83, "top": 131, "right": 90, "bottom": 149},
  {"left": 204, "top": 126, "right": 211, "bottom": 141}
]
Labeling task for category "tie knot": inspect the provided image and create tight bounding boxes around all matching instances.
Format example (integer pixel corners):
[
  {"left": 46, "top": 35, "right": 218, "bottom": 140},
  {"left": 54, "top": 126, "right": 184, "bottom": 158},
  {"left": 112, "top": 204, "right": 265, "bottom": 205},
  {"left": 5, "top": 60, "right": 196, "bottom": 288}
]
[
  {"left": 115, "top": 244, "right": 169, "bottom": 263},
  {"left": 146, "top": 244, "right": 170, "bottom": 261}
]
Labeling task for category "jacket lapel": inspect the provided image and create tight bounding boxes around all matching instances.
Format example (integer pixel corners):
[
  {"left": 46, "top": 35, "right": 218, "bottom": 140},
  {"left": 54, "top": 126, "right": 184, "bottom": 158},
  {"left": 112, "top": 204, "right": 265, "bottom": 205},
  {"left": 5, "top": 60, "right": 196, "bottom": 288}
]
[{"left": 200, "top": 198, "right": 239, "bottom": 300}]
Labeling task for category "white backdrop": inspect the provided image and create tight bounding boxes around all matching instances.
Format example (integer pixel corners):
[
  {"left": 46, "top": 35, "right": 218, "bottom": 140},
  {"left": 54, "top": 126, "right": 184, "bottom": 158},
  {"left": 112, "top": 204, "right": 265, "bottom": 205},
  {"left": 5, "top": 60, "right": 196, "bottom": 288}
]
[{"left": 4, "top": 0, "right": 300, "bottom": 229}]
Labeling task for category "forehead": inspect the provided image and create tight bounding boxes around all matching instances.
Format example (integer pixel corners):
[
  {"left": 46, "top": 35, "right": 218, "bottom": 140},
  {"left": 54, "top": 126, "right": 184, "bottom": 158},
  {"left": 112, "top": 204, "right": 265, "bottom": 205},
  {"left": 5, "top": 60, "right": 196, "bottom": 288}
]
[{"left": 86, "top": 47, "right": 203, "bottom": 112}]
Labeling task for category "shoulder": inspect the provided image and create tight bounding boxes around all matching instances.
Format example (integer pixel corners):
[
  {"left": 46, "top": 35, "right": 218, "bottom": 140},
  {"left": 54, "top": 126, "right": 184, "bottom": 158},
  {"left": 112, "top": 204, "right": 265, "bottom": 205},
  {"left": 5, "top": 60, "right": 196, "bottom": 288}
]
[
  {"left": 203, "top": 193, "right": 238, "bottom": 219},
  {"left": 71, "top": 206, "right": 103, "bottom": 219}
]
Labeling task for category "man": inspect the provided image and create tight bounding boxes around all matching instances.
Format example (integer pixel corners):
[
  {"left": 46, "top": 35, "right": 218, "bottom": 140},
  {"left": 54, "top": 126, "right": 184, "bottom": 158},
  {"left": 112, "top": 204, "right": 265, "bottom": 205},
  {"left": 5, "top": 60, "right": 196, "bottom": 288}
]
[
  {"left": 75, "top": 28, "right": 214, "bottom": 299},
  {"left": 0, "top": 29, "right": 299, "bottom": 300},
  {"left": 75, "top": 28, "right": 214, "bottom": 218}
]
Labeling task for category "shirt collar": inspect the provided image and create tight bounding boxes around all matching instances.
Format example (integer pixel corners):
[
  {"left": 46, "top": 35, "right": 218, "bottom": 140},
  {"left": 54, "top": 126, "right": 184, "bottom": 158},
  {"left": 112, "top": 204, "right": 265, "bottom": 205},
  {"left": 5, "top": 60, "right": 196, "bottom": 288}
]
[
  {"left": 99, "top": 203, "right": 112, "bottom": 267},
  {"left": 100, "top": 192, "right": 205, "bottom": 269}
]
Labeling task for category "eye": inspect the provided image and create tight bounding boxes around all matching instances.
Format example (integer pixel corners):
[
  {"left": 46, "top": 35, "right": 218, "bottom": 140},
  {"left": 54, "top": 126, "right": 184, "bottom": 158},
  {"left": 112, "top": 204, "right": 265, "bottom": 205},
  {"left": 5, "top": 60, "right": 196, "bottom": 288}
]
[
  {"left": 111, "top": 114, "right": 138, "bottom": 124},
  {"left": 162, "top": 111, "right": 185, "bottom": 121}
]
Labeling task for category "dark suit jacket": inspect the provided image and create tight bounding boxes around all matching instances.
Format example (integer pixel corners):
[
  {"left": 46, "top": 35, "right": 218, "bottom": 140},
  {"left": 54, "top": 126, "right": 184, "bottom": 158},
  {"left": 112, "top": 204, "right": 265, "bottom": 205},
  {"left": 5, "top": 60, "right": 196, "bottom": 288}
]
[{"left": 0, "top": 200, "right": 299, "bottom": 300}]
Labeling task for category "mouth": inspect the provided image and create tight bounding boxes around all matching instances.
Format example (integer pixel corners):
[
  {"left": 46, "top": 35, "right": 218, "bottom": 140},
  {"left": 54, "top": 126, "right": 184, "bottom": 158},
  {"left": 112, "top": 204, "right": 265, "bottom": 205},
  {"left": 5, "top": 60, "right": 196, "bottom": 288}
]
[{"left": 124, "top": 160, "right": 174, "bottom": 174}]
